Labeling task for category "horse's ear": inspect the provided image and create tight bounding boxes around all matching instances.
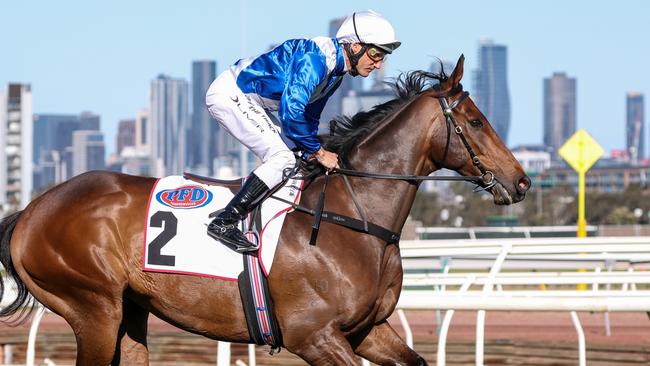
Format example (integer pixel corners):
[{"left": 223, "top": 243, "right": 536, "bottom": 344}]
[{"left": 448, "top": 54, "right": 465, "bottom": 87}]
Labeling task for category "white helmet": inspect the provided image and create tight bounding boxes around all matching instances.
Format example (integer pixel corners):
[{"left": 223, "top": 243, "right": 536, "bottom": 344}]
[{"left": 336, "top": 10, "right": 401, "bottom": 54}]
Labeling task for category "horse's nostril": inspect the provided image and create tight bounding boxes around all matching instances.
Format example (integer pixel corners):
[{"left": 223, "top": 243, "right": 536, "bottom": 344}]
[{"left": 518, "top": 176, "right": 531, "bottom": 192}]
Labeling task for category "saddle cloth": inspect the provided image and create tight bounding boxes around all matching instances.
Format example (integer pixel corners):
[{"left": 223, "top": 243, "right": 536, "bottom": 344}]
[{"left": 142, "top": 175, "right": 303, "bottom": 280}]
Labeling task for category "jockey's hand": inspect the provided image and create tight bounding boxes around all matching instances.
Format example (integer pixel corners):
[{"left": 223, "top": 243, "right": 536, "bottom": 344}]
[{"left": 313, "top": 147, "right": 339, "bottom": 171}]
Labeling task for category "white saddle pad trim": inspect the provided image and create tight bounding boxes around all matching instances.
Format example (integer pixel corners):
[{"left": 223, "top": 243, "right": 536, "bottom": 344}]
[{"left": 142, "top": 176, "right": 303, "bottom": 280}]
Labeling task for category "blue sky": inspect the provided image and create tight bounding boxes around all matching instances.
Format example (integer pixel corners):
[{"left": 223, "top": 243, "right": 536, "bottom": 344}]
[{"left": 2, "top": 0, "right": 649, "bottom": 157}]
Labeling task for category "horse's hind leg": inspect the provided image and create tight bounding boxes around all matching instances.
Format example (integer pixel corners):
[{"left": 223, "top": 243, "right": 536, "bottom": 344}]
[
  {"left": 111, "top": 298, "right": 150, "bottom": 365},
  {"left": 11, "top": 248, "right": 126, "bottom": 365},
  {"left": 351, "top": 321, "right": 428, "bottom": 365},
  {"left": 64, "top": 297, "right": 124, "bottom": 365}
]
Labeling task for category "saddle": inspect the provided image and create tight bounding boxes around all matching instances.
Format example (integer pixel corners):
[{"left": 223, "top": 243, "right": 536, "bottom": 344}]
[
  {"left": 182, "top": 171, "right": 287, "bottom": 352},
  {"left": 182, "top": 172, "right": 243, "bottom": 189}
]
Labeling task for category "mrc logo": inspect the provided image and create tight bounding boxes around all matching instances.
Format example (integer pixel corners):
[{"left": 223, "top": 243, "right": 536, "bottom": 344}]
[{"left": 155, "top": 185, "right": 213, "bottom": 209}]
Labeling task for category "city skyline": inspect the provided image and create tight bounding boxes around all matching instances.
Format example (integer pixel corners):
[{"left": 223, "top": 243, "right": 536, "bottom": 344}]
[
  {"left": 474, "top": 39, "right": 511, "bottom": 144},
  {"left": 544, "top": 72, "right": 577, "bottom": 159},
  {"left": 2, "top": 1, "right": 649, "bottom": 159}
]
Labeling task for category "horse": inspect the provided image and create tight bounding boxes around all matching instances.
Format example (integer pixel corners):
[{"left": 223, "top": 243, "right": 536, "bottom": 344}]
[{"left": 0, "top": 55, "right": 530, "bottom": 365}]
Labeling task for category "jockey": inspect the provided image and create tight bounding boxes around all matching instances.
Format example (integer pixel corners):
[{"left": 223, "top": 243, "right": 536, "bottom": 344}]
[{"left": 205, "top": 10, "right": 401, "bottom": 252}]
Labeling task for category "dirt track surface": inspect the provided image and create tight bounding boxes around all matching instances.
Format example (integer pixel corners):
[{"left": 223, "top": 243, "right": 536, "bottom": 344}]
[
  {"left": 7, "top": 309, "right": 649, "bottom": 345},
  {"left": 1, "top": 310, "right": 649, "bottom": 365}
]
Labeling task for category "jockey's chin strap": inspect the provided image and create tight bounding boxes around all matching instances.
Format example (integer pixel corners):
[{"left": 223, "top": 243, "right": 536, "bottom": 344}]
[{"left": 343, "top": 43, "right": 367, "bottom": 77}]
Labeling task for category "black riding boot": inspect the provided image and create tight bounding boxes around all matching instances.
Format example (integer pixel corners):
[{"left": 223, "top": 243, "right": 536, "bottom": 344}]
[{"left": 207, "top": 174, "right": 270, "bottom": 252}]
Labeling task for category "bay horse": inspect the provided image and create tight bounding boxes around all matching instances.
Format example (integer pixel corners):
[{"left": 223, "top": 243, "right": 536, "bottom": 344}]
[{"left": 0, "top": 55, "right": 529, "bottom": 365}]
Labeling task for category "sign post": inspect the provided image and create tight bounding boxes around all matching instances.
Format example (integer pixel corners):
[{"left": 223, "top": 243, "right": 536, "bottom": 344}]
[{"left": 558, "top": 129, "right": 604, "bottom": 237}]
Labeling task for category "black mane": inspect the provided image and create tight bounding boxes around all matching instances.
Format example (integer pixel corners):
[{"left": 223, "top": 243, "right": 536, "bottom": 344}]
[{"left": 322, "top": 67, "right": 449, "bottom": 165}]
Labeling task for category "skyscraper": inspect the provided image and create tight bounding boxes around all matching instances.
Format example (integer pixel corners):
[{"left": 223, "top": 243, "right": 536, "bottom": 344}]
[
  {"left": 150, "top": 74, "right": 189, "bottom": 176},
  {"left": 543, "top": 72, "right": 577, "bottom": 158},
  {"left": 473, "top": 39, "right": 511, "bottom": 144},
  {"left": 626, "top": 92, "right": 645, "bottom": 161},
  {"left": 32, "top": 112, "right": 102, "bottom": 192},
  {"left": 135, "top": 109, "right": 149, "bottom": 152},
  {"left": 0, "top": 83, "right": 33, "bottom": 213},
  {"left": 79, "top": 111, "right": 100, "bottom": 130},
  {"left": 33, "top": 114, "right": 79, "bottom": 164},
  {"left": 319, "top": 16, "right": 363, "bottom": 129},
  {"left": 72, "top": 130, "right": 106, "bottom": 176},
  {"left": 117, "top": 119, "right": 136, "bottom": 155},
  {"left": 191, "top": 60, "right": 215, "bottom": 175}
]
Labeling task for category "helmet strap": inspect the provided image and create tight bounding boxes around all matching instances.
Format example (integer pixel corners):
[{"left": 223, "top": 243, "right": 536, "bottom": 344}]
[{"left": 344, "top": 43, "right": 368, "bottom": 77}]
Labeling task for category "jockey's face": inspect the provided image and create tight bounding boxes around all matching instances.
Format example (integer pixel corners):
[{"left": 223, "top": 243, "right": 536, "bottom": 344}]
[{"left": 350, "top": 43, "right": 385, "bottom": 77}]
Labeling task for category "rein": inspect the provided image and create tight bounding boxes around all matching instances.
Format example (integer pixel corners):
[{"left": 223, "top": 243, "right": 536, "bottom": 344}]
[
  {"left": 332, "top": 168, "right": 483, "bottom": 185},
  {"left": 276, "top": 83, "right": 501, "bottom": 246},
  {"left": 323, "top": 85, "right": 497, "bottom": 190}
]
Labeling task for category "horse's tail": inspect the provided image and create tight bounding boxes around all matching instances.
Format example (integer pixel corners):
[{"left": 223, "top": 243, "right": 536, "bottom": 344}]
[{"left": 0, "top": 211, "right": 35, "bottom": 324}]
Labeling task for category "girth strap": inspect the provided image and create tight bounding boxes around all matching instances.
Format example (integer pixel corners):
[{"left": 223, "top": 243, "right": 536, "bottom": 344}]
[
  {"left": 270, "top": 195, "right": 400, "bottom": 245},
  {"left": 238, "top": 252, "right": 283, "bottom": 353},
  {"left": 319, "top": 211, "right": 400, "bottom": 244}
]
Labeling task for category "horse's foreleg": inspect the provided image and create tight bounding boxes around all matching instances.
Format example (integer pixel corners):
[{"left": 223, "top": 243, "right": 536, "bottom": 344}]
[
  {"left": 352, "top": 321, "right": 428, "bottom": 366},
  {"left": 285, "top": 325, "right": 360, "bottom": 365},
  {"left": 112, "top": 298, "right": 150, "bottom": 365}
]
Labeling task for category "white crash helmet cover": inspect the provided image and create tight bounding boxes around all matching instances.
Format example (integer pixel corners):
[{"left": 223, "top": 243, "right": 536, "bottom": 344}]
[{"left": 336, "top": 10, "right": 401, "bottom": 53}]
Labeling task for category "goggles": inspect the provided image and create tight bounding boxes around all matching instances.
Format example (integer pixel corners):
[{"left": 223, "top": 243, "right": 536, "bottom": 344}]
[{"left": 366, "top": 46, "right": 387, "bottom": 62}]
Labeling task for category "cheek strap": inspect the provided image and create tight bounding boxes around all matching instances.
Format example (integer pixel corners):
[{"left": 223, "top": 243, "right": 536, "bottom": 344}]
[{"left": 344, "top": 43, "right": 368, "bottom": 77}]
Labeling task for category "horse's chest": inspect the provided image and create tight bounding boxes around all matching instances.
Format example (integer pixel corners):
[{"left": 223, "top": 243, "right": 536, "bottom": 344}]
[
  {"left": 374, "top": 250, "right": 404, "bottom": 322},
  {"left": 341, "top": 247, "right": 404, "bottom": 328}
]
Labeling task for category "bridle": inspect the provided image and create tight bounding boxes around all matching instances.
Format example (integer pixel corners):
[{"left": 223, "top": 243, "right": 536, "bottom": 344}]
[
  {"left": 331, "top": 85, "right": 498, "bottom": 191},
  {"left": 273, "top": 84, "right": 503, "bottom": 245},
  {"left": 434, "top": 85, "right": 497, "bottom": 190}
]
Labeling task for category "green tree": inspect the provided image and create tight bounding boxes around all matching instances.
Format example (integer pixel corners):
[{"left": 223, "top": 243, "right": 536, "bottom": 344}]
[
  {"left": 604, "top": 206, "right": 637, "bottom": 225},
  {"left": 410, "top": 183, "right": 650, "bottom": 227}
]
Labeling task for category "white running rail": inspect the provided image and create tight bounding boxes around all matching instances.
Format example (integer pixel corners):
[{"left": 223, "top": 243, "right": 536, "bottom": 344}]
[{"left": 397, "top": 236, "right": 650, "bottom": 366}]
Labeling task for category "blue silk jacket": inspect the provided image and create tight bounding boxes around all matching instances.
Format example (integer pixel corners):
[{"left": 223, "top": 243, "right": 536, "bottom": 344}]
[{"left": 231, "top": 37, "right": 347, "bottom": 153}]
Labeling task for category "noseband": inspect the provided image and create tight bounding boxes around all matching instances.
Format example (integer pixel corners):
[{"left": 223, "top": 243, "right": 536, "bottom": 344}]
[{"left": 435, "top": 87, "right": 497, "bottom": 190}]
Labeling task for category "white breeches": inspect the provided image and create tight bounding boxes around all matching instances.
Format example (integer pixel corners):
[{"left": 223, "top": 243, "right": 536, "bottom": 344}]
[{"left": 206, "top": 70, "right": 296, "bottom": 188}]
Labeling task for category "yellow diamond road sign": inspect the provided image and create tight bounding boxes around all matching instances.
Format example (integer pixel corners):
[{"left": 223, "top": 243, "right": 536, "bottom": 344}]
[{"left": 558, "top": 129, "right": 604, "bottom": 173}]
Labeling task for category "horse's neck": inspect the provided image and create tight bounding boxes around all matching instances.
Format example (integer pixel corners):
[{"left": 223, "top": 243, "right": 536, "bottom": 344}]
[{"left": 346, "top": 96, "right": 436, "bottom": 232}]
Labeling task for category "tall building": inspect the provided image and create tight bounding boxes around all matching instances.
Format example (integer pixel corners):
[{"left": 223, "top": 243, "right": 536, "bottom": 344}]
[
  {"left": 150, "top": 74, "right": 189, "bottom": 176},
  {"left": 79, "top": 111, "right": 100, "bottom": 130},
  {"left": 33, "top": 114, "right": 79, "bottom": 164},
  {"left": 473, "top": 39, "right": 511, "bottom": 144},
  {"left": 543, "top": 72, "right": 577, "bottom": 158},
  {"left": 341, "top": 89, "right": 394, "bottom": 116},
  {"left": 135, "top": 109, "right": 149, "bottom": 152},
  {"left": 117, "top": 119, "right": 135, "bottom": 155},
  {"left": 32, "top": 112, "right": 101, "bottom": 192},
  {"left": 0, "top": 83, "right": 33, "bottom": 213},
  {"left": 192, "top": 60, "right": 254, "bottom": 178},
  {"left": 626, "top": 92, "right": 645, "bottom": 161},
  {"left": 319, "top": 16, "right": 363, "bottom": 129},
  {"left": 191, "top": 60, "right": 238, "bottom": 176},
  {"left": 72, "top": 130, "right": 105, "bottom": 176}
]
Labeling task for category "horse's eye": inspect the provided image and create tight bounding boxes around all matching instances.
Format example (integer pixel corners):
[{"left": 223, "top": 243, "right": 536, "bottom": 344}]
[{"left": 470, "top": 119, "right": 483, "bottom": 128}]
